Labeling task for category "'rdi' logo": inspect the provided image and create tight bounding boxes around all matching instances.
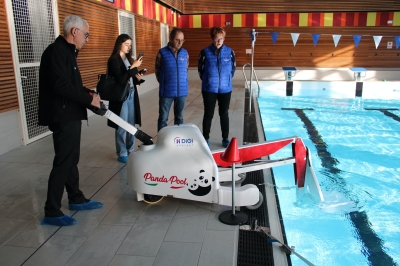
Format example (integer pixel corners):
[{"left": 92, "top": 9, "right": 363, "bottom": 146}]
[{"left": 174, "top": 137, "right": 194, "bottom": 145}]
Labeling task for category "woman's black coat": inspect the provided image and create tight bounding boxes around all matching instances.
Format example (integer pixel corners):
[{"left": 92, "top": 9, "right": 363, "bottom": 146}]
[{"left": 106, "top": 55, "right": 142, "bottom": 129}]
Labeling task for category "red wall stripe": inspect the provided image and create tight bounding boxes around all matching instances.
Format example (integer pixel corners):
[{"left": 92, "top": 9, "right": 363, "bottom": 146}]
[{"left": 346, "top": 12, "right": 354, "bottom": 26}]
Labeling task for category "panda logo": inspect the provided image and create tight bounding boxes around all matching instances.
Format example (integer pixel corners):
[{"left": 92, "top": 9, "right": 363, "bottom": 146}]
[{"left": 187, "top": 169, "right": 215, "bottom": 196}]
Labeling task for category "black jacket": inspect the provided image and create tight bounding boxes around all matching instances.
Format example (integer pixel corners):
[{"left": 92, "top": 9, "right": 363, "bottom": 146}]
[
  {"left": 106, "top": 55, "right": 142, "bottom": 128},
  {"left": 38, "top": 36, "right": 92, "bottom": 126}
]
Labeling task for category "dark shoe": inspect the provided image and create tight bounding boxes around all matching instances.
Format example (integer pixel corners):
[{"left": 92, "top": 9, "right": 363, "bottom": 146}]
[
  {"left": 41, "top": 215, "right": 76, "bottom": 226},
  {"left": 117, "top": 155, "right": 128, "bottom": 163},
  {"left": 69, "top": 200, "right": 104, "bottom": 211},
  {"left": 222, "top": 139, "right": 230, "bottom": 148}
]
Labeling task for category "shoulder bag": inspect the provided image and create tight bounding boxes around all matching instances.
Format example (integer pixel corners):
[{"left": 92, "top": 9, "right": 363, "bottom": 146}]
[{"left": 96, "top": 73, "right": 130, "bottom": 102}]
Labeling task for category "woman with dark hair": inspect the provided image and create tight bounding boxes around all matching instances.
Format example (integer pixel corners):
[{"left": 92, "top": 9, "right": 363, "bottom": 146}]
[{"left": 107, "top": 34, "right": 144, "bottom": 163}]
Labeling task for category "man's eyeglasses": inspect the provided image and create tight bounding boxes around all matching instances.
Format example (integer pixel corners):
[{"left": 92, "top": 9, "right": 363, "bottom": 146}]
[
  {"left": 174, "top": 38, "right": 185, "bottom": 43},
  {"left": 77, "top": 28, "right": 90, "bottom": 39},
  {"left": 214, "top": 37, "right": 224, "bottom": 43}
]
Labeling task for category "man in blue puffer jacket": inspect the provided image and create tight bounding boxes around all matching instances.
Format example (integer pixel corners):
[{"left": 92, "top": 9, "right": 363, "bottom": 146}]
[
  {"left": 155, "top": 28, "right": 189, "bottom": 132},
  {"left": 198, "top": 27, "right": 236, "bottom": 147}
]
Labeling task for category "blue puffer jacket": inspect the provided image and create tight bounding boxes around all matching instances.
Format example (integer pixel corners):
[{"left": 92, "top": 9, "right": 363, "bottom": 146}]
[
  {"left": 158, "top": 46, "right": 188, "bottom": 97},
  {"left": 198, "top": 44, "right": 235, "bottom": 94}
]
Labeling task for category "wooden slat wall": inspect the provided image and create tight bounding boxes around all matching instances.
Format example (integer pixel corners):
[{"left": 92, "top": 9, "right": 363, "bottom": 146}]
[
  {"left": 183, "top": 27, "right": 400, "bottom": 68},
  {"left": 0, "top": 1, "right": 18, "bottom": 114},
  {"left": 184, "top": 0, "right": 400, "bottom": 14},
  {"left": 135, "top": 16, "right": 161, "bottom": 75},
  {"left": 159, "top": 0, "right": 184, "bottom": 14},
  {"left": 57, "top": 0, "right": 119, "bottom": 89}
]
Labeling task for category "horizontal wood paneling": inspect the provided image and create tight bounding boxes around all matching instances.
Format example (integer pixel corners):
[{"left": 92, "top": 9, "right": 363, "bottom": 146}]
[
  {"left": 0, "top": 2, "right": 18, "bottom": 113},
  {"left": 158, "top": 0, "right": 184, "bottom": 14},
  {"left": 135, "top": 16, "right": 161, "bottom": 76},
  {"left": 182, "top": 27, "right": 400, "bottom": 68},
  {"left": 184, "top": 0, "right": 400, "bottom": 14},
  {"left": 58, "top": 0, "right": 119, "bottom": 89}
]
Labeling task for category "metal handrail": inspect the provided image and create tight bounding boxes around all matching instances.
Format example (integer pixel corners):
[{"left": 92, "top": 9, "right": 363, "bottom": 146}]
[{"left": 242, "top": 63, "right": 261, "bottom": 97}]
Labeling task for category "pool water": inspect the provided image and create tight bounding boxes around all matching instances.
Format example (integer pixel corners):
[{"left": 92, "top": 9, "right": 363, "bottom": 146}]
[{"left": 257, "top": 94, "right": 400, "bottom": 266}]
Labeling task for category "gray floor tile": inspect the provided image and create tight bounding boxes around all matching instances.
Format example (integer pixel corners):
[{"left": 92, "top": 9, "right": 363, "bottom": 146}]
[
  {"left": 5, "top": 220, "right": 58, "bottom": 248},
  {"left": 117, "top": 220, "right": 171, "bottom": 256},
  {"left": 23, "top": 235, "right": 87, "bottom": 266},
  {"left": 0, "top": 217, "right": 31, "bottom": 246},
  {"left": 108, "top": 254, "right": 155, "bottom": 266},
  {"left": 206, "top": 204, "right": 237, "bottom": 231},
  {"left": 65, "top": 225, "right": 131, "bottom": 266},
  {"left": 164, "top": 213, "right": 209, "bottom": 243},
  {"left": 90, "top": 179, "right": 129, "bottom": 204},
  {"left": 0, "top": 246, "right": 36, "bottom": 266},
  {"left": 56, "top": 203, "right": 114, "bottom": 237},
  {"left": 136, "top": 197, "right": 180, "bottom": 223},
  {"left": 100, "top": 193, "right": 146, "bottom": 226},
  {"left": 153, "top": 241, "right": 202, "bottom": 266},
  {"left": 198, "top": 230, "right": 238, "bottom": 266}
]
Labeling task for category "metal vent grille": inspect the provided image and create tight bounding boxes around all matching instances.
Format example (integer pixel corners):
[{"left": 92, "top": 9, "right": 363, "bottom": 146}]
[
  {"left": 12, "top": 0, "right": 55, "bottom": 63},
  {"left": 119, "top": 12, "right": 136, "bottom": 58},
  {"left": 161, "top": 23, "right": 169, "bottom": 48},
  {"left": 20, "top": 66, "right": 48, "bottom": 139},
  {"left": 9, "top": 0, "right": 57, "bottom": 143}
]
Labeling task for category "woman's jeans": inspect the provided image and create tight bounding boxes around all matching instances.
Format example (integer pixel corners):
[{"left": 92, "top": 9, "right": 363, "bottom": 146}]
[
  {"left": 157, "top": 96, "right": 186, "bottom": 132},
  {"left": 202, "top": 90, "right": 231, "bottom": 140},
  {"left": 115, "top": 89, "right": 135, "bottom": 157}
]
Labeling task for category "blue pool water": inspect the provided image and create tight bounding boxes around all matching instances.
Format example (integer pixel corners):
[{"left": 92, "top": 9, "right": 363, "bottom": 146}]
[{"left": 257, "top": 88, "right": 400, "bottom": 265}]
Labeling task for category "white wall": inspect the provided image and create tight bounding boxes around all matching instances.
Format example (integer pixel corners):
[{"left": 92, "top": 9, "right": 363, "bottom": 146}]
[{"left": 0, "top": 110, "right": 23, "bottom": 155}]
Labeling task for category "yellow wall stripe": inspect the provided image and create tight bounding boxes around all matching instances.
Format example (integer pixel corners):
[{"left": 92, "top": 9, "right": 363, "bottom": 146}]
[
  {"left": 366, "top": 12, "right": 376, "bottom": 26},
  {"left": 257, "top": 13, "right": 266, "bottom": 27},
  {"left": 324, "top": 13, "right": 333, "bottom": 26},
  {"left": 137, "top": 0, "right": 143, "bottom": 16},
  {"left": 162, "top": 7, "right": 167, "bottom": 23},
  {"left": 299, "top": 13, "right": 308, "bottom": 26},
  {"left": 393, "top": 12, "right": 400, "bottom": 26},
  {"left": 156, "top": 4, "right": 160, "bottom": 21},
  {"left": 233, "top": 14, "right": 242, "bottom": 27},
  {"left": 125, "top": 0, "right": 131, "bottom": 12},
  {"left": 193, "top": 15, "right": 202, "bottom": 28}
]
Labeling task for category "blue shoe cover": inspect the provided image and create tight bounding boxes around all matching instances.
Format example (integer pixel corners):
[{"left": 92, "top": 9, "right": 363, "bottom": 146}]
[
  {"left": 117, "top": 156, "right": 128, "bottom": 163},
  {"left": 222, "top": 139, "right": 230, "bottom": 148},
  {"left": 41, "top": 215, "right": 76, "bottom": 226},
  {"left": 206, "top": 140, "right": 210, "bottom": 147},
  {"left": 69, "top": 200, "right": 104, "bottom": 211}
]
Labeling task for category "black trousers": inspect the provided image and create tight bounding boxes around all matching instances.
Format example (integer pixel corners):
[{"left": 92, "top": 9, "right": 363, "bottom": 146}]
[
  {"left": 202, "top": 91, "right": 232, "bottom": 140},
  {"left": 45, "top": 121, "right": 87, "bottom": 217}
]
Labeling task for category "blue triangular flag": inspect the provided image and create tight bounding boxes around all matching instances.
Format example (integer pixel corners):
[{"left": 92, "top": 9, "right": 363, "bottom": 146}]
[
  {"left": 353, "top": 35, "right": 362, "bottom": 48},
  {"left": 312, "top": 34, "right": 321, "bottom": 47},
  {"left": 395, "top": 36, "right": 400, "bottom": 49},
  {"left": 270, "top": 32, "right": 279, "bottom": 45}
]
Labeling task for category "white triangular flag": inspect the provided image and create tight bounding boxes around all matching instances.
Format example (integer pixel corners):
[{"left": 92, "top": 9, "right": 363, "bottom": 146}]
[
  {"left": 291, "top": 33, "right": 300, "bottom": 46},
  {"left": 373, "top": 36, "right": 382, "bottom": 49},
  {"left": 332, "top": 35, "right": 341, "bottom": 47}
]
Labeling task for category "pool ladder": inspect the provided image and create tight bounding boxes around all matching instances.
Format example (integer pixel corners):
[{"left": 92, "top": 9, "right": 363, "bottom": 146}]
[{"left": 242, "top": 63, "right": 261, "bottom": 97}]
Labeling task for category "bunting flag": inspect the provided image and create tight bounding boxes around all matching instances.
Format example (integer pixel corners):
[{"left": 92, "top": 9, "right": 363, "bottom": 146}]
[
  {"left": 291, "top": 33, "right": 300, "bottom": 46},
  {"left": 312, "top": 34, "right": 320, "bottom": 47},
  {"left": 270, "top": 32, "right": 279, "bottom": 44},
  {"left": 353, "top": 35, "right": 362, "bottom": 48},
  {"left": 395, "top": 36, "right": 400, "bottom": 49},
  {"left": 373, "top": 36, "right": 382, "bottom": 49},
  {"left": 332, "top": 35, "right": 341, "bottom": 47}
]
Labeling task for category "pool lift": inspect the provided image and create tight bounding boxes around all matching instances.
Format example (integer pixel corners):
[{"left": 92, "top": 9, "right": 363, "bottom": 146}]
[{"left": 100, "top": 107, "right": 324, "bottom": 209}]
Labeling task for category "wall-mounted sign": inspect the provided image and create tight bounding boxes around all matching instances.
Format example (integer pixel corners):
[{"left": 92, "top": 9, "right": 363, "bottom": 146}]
[{"left": 387, "top": 41, "right": 393, "bottom": 49}]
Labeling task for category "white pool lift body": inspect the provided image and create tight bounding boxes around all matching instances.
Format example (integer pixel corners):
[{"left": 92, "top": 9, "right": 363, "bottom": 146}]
[{"left": 104, "top": 109, "right": 324, "bottom": 208}]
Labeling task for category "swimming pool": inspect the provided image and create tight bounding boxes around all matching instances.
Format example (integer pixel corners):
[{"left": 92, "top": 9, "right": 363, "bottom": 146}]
[{"left": 257, "top": 83, "right": 400, "bottom": 266}]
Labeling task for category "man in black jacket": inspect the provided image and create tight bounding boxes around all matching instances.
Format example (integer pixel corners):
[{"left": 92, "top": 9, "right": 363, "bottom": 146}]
[{"left": 38, "top": 15, "right": 103, "bottom": 226}]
